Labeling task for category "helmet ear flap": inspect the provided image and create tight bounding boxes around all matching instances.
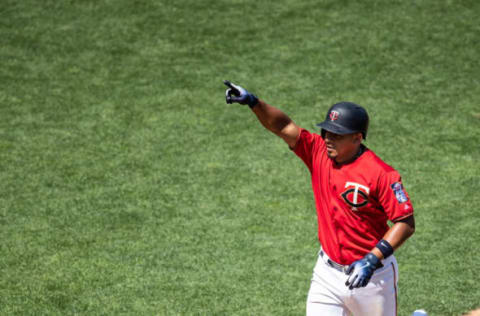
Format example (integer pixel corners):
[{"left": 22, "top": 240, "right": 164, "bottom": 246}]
[{"left": 321, "top": 129, "right": 326, "bottom": 139}]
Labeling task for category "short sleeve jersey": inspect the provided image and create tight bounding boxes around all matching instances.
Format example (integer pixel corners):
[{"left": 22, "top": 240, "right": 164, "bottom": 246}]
[{"left": 293, "top": 128, "right": 414, "bottom": 265}]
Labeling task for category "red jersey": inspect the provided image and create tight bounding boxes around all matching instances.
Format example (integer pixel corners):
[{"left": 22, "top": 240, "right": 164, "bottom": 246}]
[{"left": 293, "top": 128, "right": 414, "bottom": 265}]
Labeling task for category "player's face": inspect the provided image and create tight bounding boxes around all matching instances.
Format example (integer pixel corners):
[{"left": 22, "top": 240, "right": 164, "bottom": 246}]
[{"left": 324, "top": 131, "right": 362, "bottom": 163}]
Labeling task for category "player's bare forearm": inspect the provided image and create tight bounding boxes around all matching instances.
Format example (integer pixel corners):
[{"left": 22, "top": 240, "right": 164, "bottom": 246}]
[
  {"left": 251, "top": 100, "right": 291, "bottom": 133},
  {"left": 251, "top": 100, "right": 300, "bottom": 147},
  {"left": 223, "top": 81, "right": 300, "bottom": 147},
  {"left": 371, "top": 215, "right": 415, "bottom": 260}
]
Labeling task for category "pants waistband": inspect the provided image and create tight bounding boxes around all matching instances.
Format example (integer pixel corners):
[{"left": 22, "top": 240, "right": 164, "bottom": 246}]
[
  {"left": 319, "top": 250, "right": 349, "bottom": 273},
  {"left": 319, "top": 249, "right": 396, "bottom": 274}
]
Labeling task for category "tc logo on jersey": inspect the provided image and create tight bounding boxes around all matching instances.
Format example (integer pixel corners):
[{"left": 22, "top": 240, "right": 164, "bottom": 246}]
[
  {"left": 329, "top": 110, "right": 339, "bottom": 121},
  {"left": 341, "top": 182, "right": 370, "bottom": 211},
  {"left": 391, "top": 182, "right": 408, "bottom": 203}
]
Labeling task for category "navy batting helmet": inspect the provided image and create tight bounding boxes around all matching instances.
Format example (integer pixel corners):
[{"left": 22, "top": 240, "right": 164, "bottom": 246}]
[{"left": 316, "top": 102, "right": 369, "bottom": 139}]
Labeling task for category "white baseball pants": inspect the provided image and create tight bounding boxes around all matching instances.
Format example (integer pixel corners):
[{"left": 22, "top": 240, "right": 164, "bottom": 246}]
[{"left": 306, "top": 250, "right": 398, "bottom": 316}]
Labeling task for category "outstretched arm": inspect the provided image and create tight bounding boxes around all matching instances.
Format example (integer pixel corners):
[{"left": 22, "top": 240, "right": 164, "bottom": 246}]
[
  {"left": 224, "top": 80, "right": 300, "bottom": 148},
  {"left": 251, "top": 100, "right": 300, "bottom": 148}
]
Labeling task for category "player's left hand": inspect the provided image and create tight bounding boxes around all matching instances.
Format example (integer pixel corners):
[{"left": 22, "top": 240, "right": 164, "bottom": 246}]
[{"left": 345, "top": 253, "right": 383, "bottom": 290}]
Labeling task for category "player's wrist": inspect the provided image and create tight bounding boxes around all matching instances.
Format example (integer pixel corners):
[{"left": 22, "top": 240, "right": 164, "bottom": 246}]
[
  {"left": 365, "top": 253, "right": 383, "bottom": 269},
  {"left": 246, "top": 94, "right": 259, "bottom": 108},
  {"left": 370, "top": 247, "right": 384, "bottom": 260},
  {"left": 375, "top": 239, "right": 394, "bottom": 259}
]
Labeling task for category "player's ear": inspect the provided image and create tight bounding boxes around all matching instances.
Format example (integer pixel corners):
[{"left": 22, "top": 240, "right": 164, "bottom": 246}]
[{"left": 353, "top": 133, "right": 363, "bottom": 144}]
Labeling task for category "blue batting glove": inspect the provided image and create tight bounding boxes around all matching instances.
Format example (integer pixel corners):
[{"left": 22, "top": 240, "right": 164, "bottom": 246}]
[
  {"left": 345, "top": 253, "right": 383, "bottom": 290},
  {"left": 223, "top": 80, "right": 259, "bottom": 108}
]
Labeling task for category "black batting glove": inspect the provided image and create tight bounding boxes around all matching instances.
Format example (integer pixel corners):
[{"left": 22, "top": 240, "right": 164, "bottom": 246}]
[
  {"left": 223, "top": 80, "right": 259, "bottom": 108},
  {"left": 345, "top": 253, "right": 383, "bottom": 290}
]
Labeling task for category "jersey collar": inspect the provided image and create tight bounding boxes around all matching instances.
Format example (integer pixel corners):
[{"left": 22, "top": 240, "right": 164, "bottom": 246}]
[{"left": 333, "top": 144, "right": 367, "bottom": 167}]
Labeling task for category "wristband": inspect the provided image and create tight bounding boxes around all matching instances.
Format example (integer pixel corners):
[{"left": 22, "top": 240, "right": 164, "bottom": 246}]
[
  {"left": 247, "top": 94, "right": 259, "bottom": 109},
  {"left": 376, "top": 239, "right": 394, "bottom": 259}
]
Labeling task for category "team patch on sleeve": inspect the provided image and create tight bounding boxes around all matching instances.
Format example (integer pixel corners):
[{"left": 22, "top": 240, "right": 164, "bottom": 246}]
[{"left": 391, "top": 182, "right": 408, "bottom": 203}]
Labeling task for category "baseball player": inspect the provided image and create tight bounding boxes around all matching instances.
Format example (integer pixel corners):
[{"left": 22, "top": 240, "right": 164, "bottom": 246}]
[{"left": 223, "top": 80, "right": 416, "bottom": 316}]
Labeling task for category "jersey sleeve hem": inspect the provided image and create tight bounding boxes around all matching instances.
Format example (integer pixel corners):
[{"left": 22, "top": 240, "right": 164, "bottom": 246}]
[
  {"left": 288, "top": 127, "right": 304, "bottom": 151},
  {"left": 391, "top": 212, "right": 414, "bottom": 223}
]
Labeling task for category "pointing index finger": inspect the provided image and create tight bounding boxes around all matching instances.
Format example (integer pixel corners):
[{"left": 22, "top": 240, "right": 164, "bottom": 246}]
[{"left": 223, "top": 80, "right": 234, "bottom": 89}]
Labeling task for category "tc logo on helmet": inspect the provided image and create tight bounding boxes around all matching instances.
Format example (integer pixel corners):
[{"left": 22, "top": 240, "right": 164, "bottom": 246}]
[
  {"left": 341, "top": 182, "right": 370, "bottom": 211},
  {"left": 329, "top": 111, "right": 339, "bottom": 121}
]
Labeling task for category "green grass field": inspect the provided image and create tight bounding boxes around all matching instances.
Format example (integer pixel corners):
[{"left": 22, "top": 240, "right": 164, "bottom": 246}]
[{"left": 1, "top": 0, "right": 479, "bottom": 315}]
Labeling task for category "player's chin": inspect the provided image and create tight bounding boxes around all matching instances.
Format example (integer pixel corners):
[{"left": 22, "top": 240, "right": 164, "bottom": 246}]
[{"left": 326, "top": 148, "right": 337, "bottom": 158}]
